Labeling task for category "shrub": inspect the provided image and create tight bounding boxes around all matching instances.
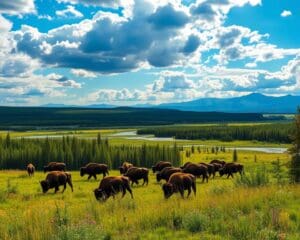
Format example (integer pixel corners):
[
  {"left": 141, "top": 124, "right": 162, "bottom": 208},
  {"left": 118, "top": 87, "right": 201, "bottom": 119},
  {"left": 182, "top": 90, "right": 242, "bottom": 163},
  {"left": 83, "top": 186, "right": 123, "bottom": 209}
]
[
  {"left": 183, "top": 211, "right": 208, "bottom": 233},
  {"left": 235, "top": 165, "right": 269, "bottom": 187}
]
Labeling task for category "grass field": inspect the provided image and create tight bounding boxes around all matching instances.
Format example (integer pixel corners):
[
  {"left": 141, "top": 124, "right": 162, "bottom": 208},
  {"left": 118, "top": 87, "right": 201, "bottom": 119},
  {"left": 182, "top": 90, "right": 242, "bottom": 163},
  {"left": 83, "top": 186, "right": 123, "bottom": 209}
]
[{"left": 0, "top": 149, "right": 299, "bottom": 240}]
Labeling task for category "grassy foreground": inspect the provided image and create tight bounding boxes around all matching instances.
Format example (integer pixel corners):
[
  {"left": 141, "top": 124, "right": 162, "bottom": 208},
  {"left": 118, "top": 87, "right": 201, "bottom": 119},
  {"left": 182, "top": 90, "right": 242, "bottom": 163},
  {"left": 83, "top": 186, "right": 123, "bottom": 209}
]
[{"left": 0, "top": 150, "right": 299, "bottom": 240}]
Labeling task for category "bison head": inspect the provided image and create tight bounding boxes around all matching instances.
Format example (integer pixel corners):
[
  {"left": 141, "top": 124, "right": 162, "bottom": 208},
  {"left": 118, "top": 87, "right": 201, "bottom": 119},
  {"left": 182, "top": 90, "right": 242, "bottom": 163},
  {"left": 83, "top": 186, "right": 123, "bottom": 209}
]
[
  {"left": 219, "top": 168, "right": 225, "bottom": 177},
  {"left": 94, "top": 188, "right": 107, "bottom": 201},
  {"left": 151, "top": 166, "right": 156, "bottom": 173},
  {"left": 119, "top": 167, "right": 125, "bottom": 174},
  {"left": 40, "top": 180, "right": 50, "bottom": 193},
  {"left": 156, "top": 173, "right": 162, "bottom": 182},
  {"left": 43, "top": 166, "right": 48, "bottom": 173},
  {"left": 80, "top": 167, "right": 86, "bottom": 177},
  {"left": 162, "top": 183, "right": 173, "bottom": 199}
]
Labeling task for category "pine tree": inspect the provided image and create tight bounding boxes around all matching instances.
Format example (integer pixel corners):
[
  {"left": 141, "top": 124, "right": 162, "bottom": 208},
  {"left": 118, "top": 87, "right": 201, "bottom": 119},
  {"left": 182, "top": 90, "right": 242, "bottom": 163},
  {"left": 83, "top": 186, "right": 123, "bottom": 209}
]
[
  {"left": 289, "top": 107, "right": 300, "bottom": 183},
  {"left": 233, "top": 149, "right": 238, "bottom": 162}
]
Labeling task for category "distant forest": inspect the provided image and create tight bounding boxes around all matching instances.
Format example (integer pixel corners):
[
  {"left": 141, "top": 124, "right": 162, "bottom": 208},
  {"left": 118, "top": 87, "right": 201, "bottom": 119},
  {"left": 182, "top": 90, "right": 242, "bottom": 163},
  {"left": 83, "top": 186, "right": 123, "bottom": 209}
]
[
  {"left": 0, "top": 106, "right": 275, "bottom": 129},
  {"left": 137, "top": 123, "right": 294, "bottom": 143},
  {"left": 0, "top": 133, "right": 182, "bottom": 170}
]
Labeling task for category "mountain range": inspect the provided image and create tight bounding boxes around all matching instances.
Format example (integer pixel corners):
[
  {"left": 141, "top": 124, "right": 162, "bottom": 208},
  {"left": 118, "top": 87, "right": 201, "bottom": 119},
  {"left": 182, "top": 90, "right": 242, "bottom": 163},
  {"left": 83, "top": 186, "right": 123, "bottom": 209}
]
[{"left": 42, "top": 93, "right": 300, "bottom": 113}]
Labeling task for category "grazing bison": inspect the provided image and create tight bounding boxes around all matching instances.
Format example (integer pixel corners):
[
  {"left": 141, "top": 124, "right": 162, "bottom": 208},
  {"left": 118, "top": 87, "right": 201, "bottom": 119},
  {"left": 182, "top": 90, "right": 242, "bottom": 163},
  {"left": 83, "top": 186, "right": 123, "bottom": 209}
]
[
  {"left": 124, "top": 167, "right": 149, "bottom": 186},
  {"left": 27, "top": 163, "right": 35, "bottom": 177},
  {"left": 119, "top": 162, "right": 133, "bottom": 174},
  {"left": 94, "top": 176, "right": 133, "bottom": 201},
  {"left": 44, "top": 162, "right": 66, "bottom": 173},
  {"left": 199, "top": 163, "right": 216, "bottom": 178},
  {"left": 182, "top": 163, "right": 209, "bottom": 183},
  {"left": 210, "top": 159, "right": 226, "bottom": 166},
  {"left": 180, "top": 161, "right": 193, "bottom": 169},
  {"left": 211, "top": 163, "right": 223, "bottom": 172},
  {"left": 162, "top": 172, "right": 196, "bottom": 199},
  {"left": 219, "top": 163, "right": 244, "bottom": 178},
  {"left": 156, "top": 167, "right": 182, "bottom": 183},
  {"left": 40, "top": 171, "right": 73, "bottom": 193},
  {"left": 80, "top": 163, "right": 109, "bottom": 180},
  {"left": 151, "top": 161, "right": 172, "bottom": 173}
]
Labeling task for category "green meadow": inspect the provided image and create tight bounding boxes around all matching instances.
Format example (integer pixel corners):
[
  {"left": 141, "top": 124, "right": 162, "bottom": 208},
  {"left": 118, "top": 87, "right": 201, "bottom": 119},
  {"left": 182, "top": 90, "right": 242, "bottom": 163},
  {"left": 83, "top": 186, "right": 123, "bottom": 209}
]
[{"left": 0, "top": 143, "right": 299, "bottom": 240}]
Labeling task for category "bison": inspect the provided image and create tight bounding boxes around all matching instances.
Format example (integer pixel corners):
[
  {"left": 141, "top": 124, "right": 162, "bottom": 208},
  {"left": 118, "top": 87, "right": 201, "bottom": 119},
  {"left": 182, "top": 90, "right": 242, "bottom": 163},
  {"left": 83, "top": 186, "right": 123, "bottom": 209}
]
[
  {"left": 44, "top": 162, "right": 66, "bottom": 173},
  {"left": 124, "top": 167, "right": 149, "bottom": 186},
  {"left": 119, "top": 162, "right": 133, "bottom": 174},
  {"left": 27, "top": 163, "right": 35, "bottom": 177},
  {"left": 40, "top": 171, "right": 73, "bottom": 193},
  {"left": 211, "top": 163, "right": 223, "bottom": 172},
  {"left": 182, "top": 163, "right": 209, "bottom": 183},
  {"left": 199, "top": 163, "right": 216, "bottom": 178},
  {"left": 151, "top": 161, "right": 172, "bottom": 173},
  {"left": 180, "top": 161, "right": 193, "bottom": 169},
  {"left": 156, "top": 167, "right": 182, "bottom": 183},
  {"left": 162, "top": 172, "right": 196, "bottom": 199},
  {"left": 94, "top": 176, "right": 133, "bottom": 201},
  {"left": 219, "top": 163, "right": 244, "bottom": 178},
  {"left": 80, "top": 163, "right": 109, "bottom": 180},
  {"left": 210, "top": 159, "right": 226, "bottom": 166}
]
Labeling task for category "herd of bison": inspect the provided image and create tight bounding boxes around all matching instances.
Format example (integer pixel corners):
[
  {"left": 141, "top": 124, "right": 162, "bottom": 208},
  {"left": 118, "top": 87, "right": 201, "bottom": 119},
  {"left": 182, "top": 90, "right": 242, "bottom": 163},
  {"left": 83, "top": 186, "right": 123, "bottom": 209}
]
[{"left": 26, "top": 160, "right": 244, "bottom": 201}]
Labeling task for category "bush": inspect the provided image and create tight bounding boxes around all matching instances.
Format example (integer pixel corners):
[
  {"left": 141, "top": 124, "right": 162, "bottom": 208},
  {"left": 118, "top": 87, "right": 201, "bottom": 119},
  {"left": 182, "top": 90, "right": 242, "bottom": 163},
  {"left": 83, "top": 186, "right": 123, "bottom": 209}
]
[
  {"left": 235, "top": 165, "right": 269, "bottom": 187},
  {"left": 183, "top": 211, "right": 208, "bottom": 233}
]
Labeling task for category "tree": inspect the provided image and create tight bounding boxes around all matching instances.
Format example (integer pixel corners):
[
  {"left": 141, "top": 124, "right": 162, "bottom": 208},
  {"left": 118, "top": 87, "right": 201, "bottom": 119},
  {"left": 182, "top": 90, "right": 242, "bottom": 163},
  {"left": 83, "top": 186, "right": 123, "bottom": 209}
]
[
  {"left": 233, "top": 149, "right": 238, "bottom": 162},
  {"left": 289, "top": 107, "right": 300, "bottom": 183}
]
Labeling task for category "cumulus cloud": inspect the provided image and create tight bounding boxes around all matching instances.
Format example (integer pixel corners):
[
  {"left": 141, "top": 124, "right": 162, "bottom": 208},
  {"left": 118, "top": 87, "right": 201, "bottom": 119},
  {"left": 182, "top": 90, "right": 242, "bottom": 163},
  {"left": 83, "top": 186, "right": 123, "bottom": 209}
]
[
  {"left": 281, "top": 10, "right": 292, "bottom": 17},
  {"left": 56, "top": 5, "right": 83, "bottom": 18},
  {"left": 71, "top": 69, "right": 97, "bottom": 78},
  {"left": 0, "top": 0, "right": 35, "bottom": 15}
]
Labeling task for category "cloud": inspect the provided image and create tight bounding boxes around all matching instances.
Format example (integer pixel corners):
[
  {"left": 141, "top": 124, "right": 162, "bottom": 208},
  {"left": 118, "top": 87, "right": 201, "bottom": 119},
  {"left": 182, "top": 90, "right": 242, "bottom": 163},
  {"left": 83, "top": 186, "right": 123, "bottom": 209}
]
[
  {"left": 0, "top": 14, "right": 12, "bottom": 32},
  {"left": 71, "top": 69, "right": 97, "bottom": 78},
  {"left": 48, "top": 73, "right": 82, "bottom": 88},
  {"left": 56, "top": 5, "right": 83, "bottom": 18},
  {"left": 281, "top": 10, "right": 292, "bottom": 17},
  {"left": 0, "top": 0, "right": 35, "bottom": 15}
]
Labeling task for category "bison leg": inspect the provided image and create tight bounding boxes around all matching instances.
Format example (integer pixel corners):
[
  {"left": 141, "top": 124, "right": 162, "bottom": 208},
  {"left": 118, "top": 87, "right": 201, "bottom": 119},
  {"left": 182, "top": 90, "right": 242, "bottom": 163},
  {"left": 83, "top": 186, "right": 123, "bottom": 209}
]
[
  {"left": 67, "top": 179, "right": 74, "bottom": 192},
  {"left": 93, "top": 174, "right": 97, "bottom": 180},
  {"left": 88, "top": 175, "right": 92, "bottom": 180},
  {"left": 62, "top": 183, "right": 67, "bottom": 193},
  {"left": 187, "top": 186, "right": 191, "bottom": 198},
  {"left": 125, "top": 183, "right": 133, "bottom": 199},
  {"left": 191, "top": 181, "right": 196, "bottom": 196},
  {"left": 54, "top": 186, "right": 59, "bottom": 193},
  {"left": 178, "top": 186, "right": 185, "bottom": 198}
]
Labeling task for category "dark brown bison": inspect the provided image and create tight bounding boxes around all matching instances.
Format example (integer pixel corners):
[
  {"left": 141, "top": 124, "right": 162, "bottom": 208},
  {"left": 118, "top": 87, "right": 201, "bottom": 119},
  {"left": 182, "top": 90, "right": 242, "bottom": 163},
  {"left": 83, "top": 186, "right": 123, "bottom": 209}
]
[
  {"left": 27, "top": 163, "right": 35, "bottom": 177},
  {"left": 219, "top": 163, "right": 244, "bottom": 178},
  {"left": 40, "top": 171, "right": 73, "bottom": 193},
  {"left": 180, "top": 161, "right": 193, "bottom": 169},
  {"left": 44, "top": 162, "right": 66, "bottom": 173},
  {"left": 182, "top": 163, "right": 209, "bottom": 183},
  {"left": 124, "top": 167, "right": 149, "bottom": 186},
  {"left": 199, "top": 163, "right": 216, "bottom": 178},
  {"left": 119, "top": 162, "right": 133, "bottom": 174},
  {"left": 156, "top": 167, "right": 182, "bottom": 182},
  {"left": 152, "top": 161, "right": 172, "bottom": 173},
  {"left": 80, "top": 163, "right": 109, "bottom": 180},
  {"left": 162, "top": 172, "right": 196, "bottom": 199},
  {"left": 210, "top": 159, "right": 226, "bottom": 166},
  {"left": 211, "top": 163, "right": 223, "bottom": 172},
  {"left": 94, "top": 176, "right": 133, "bottom": 201}
]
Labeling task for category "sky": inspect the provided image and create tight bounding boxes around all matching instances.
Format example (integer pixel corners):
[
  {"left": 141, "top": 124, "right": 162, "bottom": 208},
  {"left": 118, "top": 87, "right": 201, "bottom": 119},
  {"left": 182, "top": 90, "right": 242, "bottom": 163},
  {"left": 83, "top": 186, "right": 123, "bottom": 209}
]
[{"left": 0, "top": 0, "right": 299, "bottom": 106}]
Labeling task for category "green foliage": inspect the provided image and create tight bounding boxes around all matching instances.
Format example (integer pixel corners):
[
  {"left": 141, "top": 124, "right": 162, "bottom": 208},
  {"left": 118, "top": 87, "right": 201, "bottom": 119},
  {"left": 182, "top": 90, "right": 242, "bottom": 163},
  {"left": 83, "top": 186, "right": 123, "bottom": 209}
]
[
  {"left": 271, "top": 158, "right": 287, "bottom": 184},
  {"left": 138, "top": 123, "right": 294, "bottom": 143},
  {"left": 289, "top": 107, "right": 300, "bottom": 183},
  {"left": 0, "top": 135, "right": 182, "bottom": 170},
  {"left": 233, "top": 149, "right": 238, "bottom": 162},
  {"left": 235, "top": 165, "right": 269, "bottom": 187}
]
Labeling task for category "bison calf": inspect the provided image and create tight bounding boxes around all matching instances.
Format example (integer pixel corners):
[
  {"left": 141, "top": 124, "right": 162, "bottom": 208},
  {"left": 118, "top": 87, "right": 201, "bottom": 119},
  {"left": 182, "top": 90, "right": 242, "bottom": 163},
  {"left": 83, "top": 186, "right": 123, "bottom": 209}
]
[
  {"left": 124, "top": 167, "right": 149, "bottom": 186},
  {"left": 162, "top": 172, "right": 196, "bottom": 199},
  {"left": 40, "top": 171, "right": 73, "bottom": 193},
  {"left": 44, "top": 162, "right": 66, "bottom": 173},
  {"left": 80, "top": 163, "right": 109, "bottom": 180},
  {"left": 94, "top": 176, "right": 133, "bottom": 201},
  {"left": 152, "top": 161, "right": 172, "bottom": 173},
  {"left": 27, "top": 163, "right": 35, "bottom": 177}
]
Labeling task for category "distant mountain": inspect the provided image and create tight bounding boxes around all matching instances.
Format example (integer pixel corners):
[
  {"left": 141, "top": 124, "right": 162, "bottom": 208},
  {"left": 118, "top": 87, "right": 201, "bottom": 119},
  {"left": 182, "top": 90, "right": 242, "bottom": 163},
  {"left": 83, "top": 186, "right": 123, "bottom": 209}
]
[{"left": 158, "top": 93, "right": 300, "bottom": 113}]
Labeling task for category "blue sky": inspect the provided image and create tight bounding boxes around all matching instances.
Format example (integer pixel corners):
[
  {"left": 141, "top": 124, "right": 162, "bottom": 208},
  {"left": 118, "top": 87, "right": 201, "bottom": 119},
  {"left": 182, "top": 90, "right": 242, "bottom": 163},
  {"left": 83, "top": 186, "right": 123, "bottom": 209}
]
[{"left": 0, "top": 0, "right": 299, "bottom": 106}]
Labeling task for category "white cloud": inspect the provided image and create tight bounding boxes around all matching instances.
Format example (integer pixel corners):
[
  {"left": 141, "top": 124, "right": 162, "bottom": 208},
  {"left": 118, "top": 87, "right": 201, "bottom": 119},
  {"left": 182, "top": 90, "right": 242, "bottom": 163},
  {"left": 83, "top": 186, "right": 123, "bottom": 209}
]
[
  {"left": 71, "top": 69, "right": 97, "bottom": 78},
  {"left": 0, "top": 0, "right": 35, "bottom": 15},
  {"left": 56, "top": 5, "right": 83, "bottom": 18},
  {"left": 281, "top": 10, "right": 292, "bottom": 17}
]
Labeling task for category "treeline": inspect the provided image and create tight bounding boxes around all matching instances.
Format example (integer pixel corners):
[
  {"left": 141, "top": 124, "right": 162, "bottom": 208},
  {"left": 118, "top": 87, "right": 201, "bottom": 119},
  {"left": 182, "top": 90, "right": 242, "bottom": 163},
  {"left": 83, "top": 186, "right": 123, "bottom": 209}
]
[
  {"left": 0, "top": 106, "right": 266, "bottom": 129},
  {"left": 0, "top": 134, "right": 182, "bottom": 170},
  {"left": 137, "top": 123, "right": 294, "bottom": 143}
]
